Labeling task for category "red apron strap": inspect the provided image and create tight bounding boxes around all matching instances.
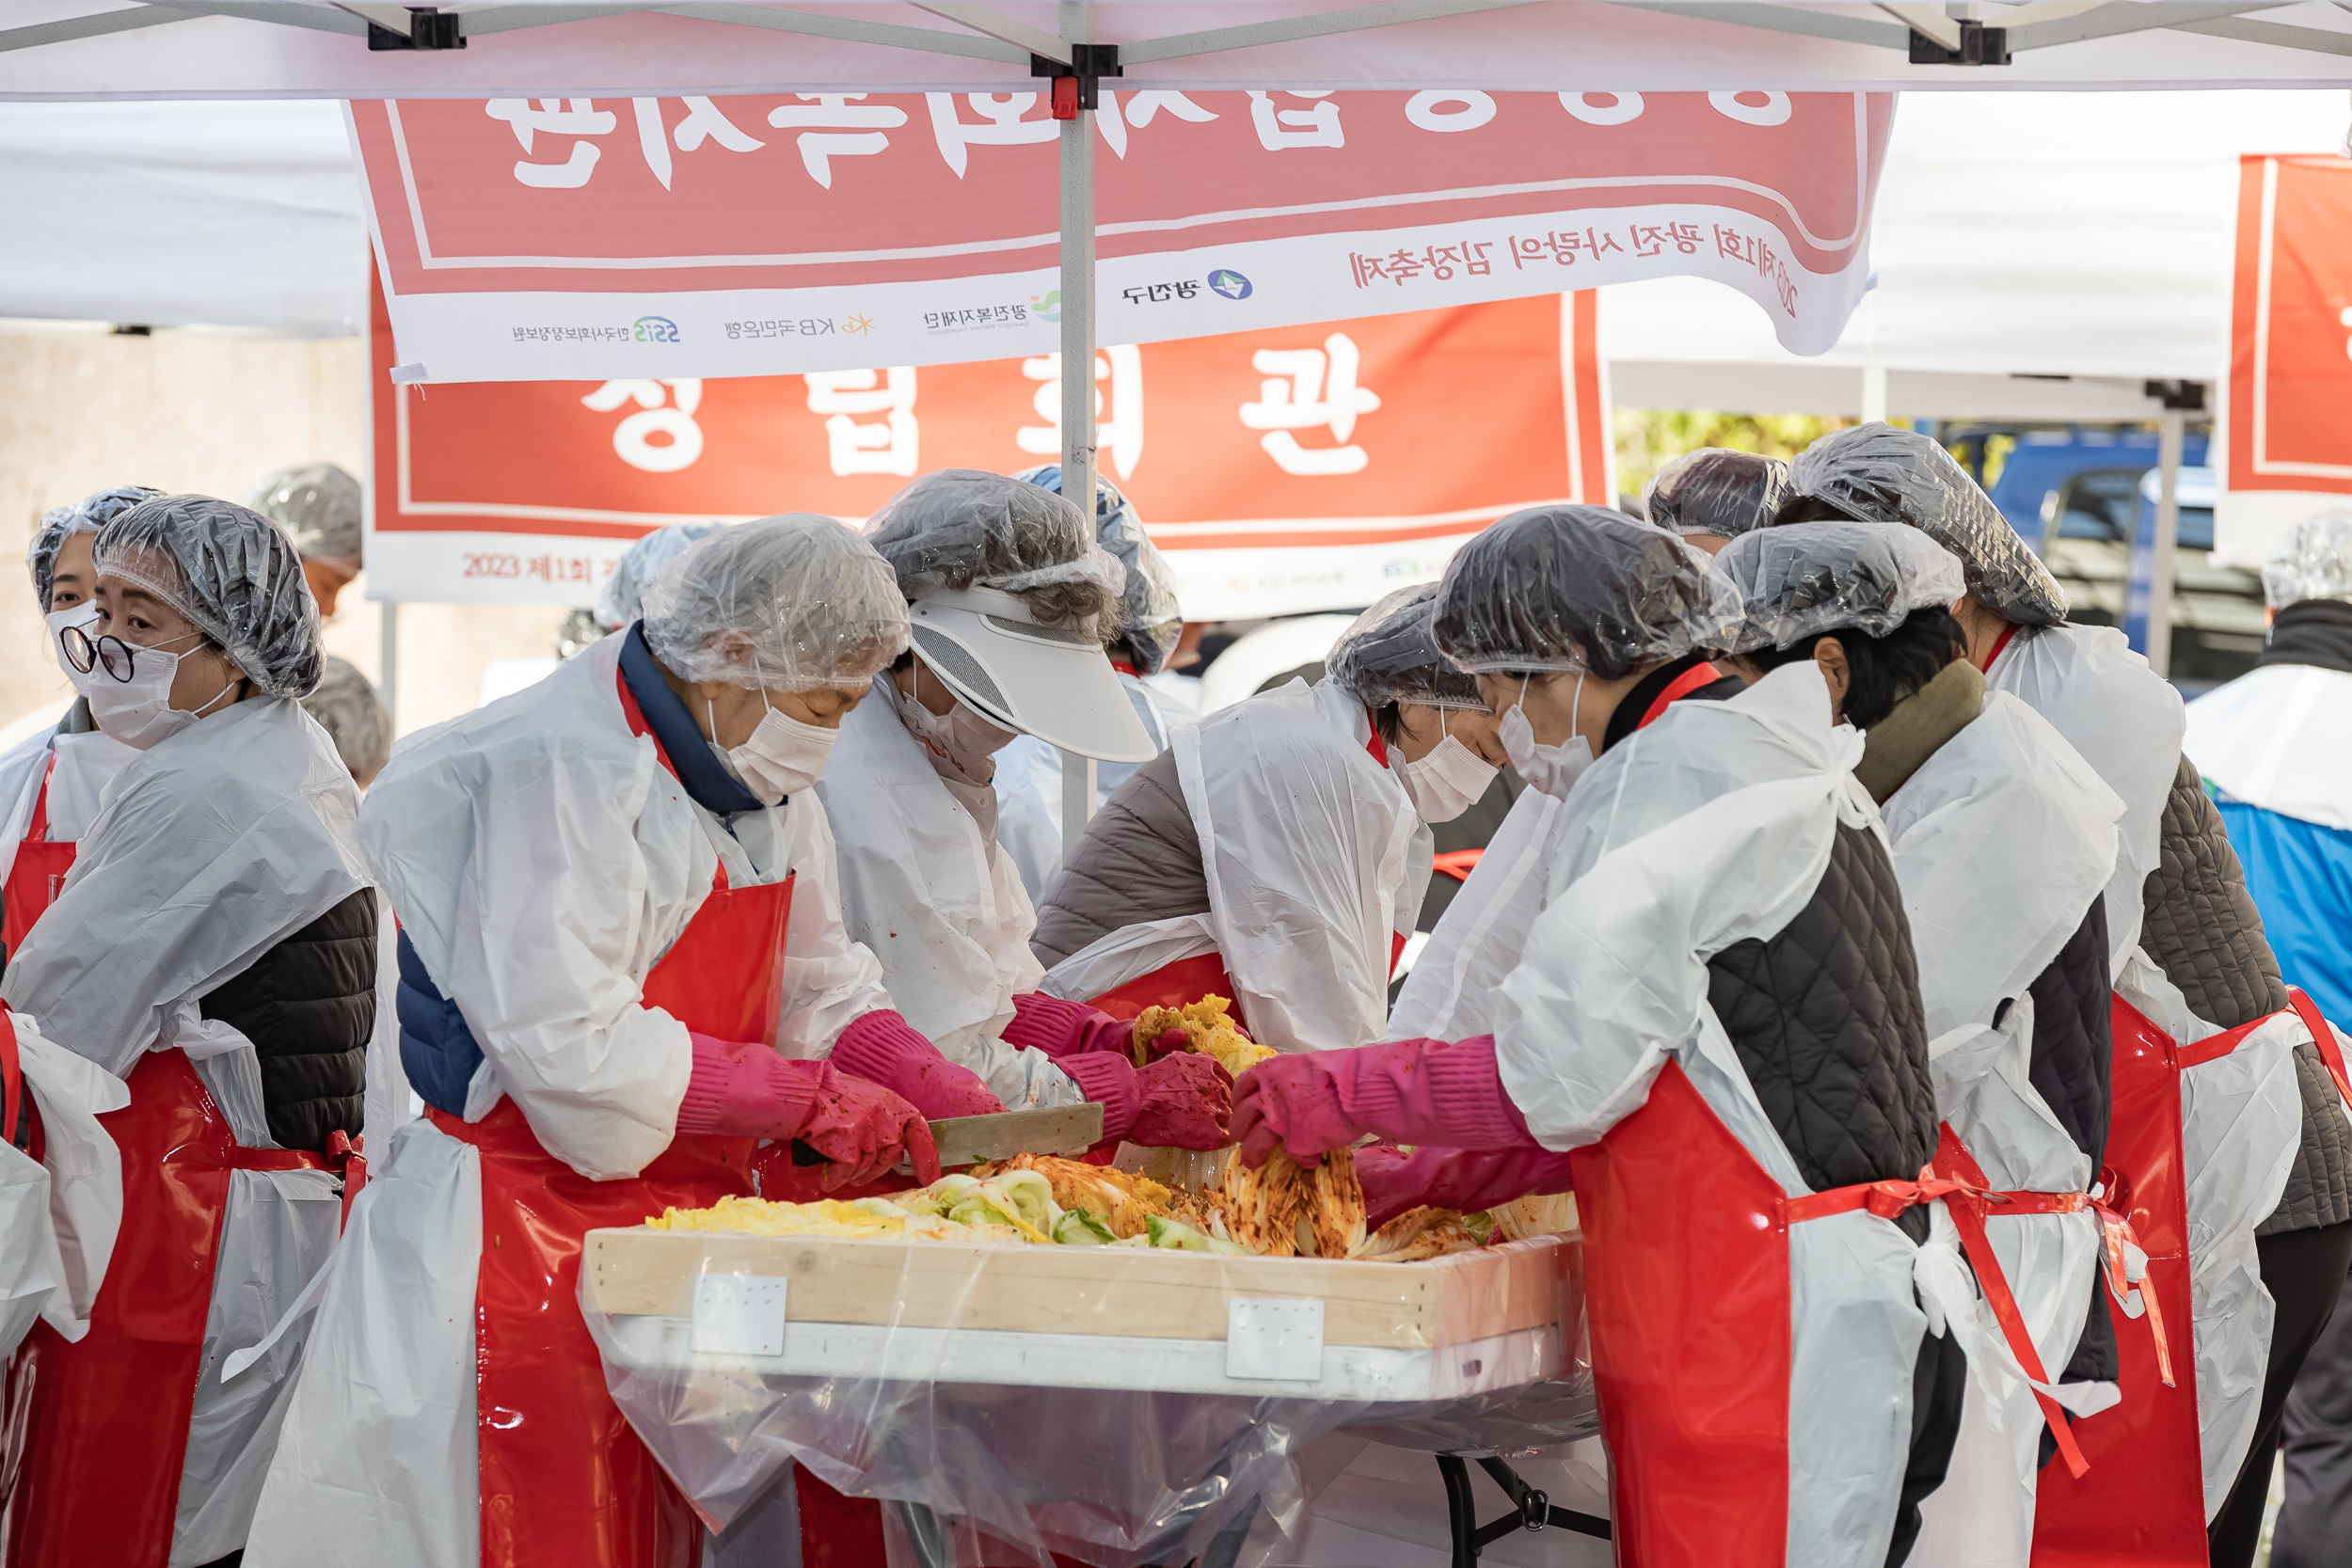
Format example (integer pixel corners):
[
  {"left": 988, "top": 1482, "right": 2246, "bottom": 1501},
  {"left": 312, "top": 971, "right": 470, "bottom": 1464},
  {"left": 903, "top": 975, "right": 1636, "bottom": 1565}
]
[
  {"left": 2174, "top": 1006, "right": 2276, "bottom": 1069},
  {"left": 1109, "top": 659, "right": 1139, "bottom": 677},
  {"left": 2085, "top": 1164, "right": 2177, "bottom": 1390},
  {"left": 1364, "top": 727, "right": 1389, "bottom": 768},
  {"left": 2287, "top": 988, "right": 2352, "bottom": 1111},
  {"left": 25, "top": 758, "right": 52, "bottom": 842},
  {"left": 1930, "top": 1126, "right": 2094, "bottom": 1478},
  {"left": 1, "top": 1005, "right": 21, "bottom": 1150},
  {"left": 1431, "top": 848, "right": 1484, "bottom": 882},
  {"left": 1978, "top": 624, "right": 2020, "bottom": 674},
  {"left": 1639, "top": 661, "right": 1723, "bottom": 729}
]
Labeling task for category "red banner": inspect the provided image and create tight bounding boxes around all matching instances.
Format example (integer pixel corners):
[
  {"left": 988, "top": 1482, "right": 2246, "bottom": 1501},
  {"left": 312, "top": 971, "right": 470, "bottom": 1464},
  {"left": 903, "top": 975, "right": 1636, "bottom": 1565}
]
[
  {"left": 367, "top": 271, "right": 1613, "bottom": 618},
  {"left": 2220, "top": 153, "right": 2352, "bottom": 562}
]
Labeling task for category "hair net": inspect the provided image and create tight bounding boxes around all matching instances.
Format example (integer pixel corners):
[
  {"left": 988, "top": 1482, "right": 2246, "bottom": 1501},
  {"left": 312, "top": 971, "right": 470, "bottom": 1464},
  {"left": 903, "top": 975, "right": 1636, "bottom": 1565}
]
[
  {"left": 93, "top": 495, "right": 324, "bottom": 698},
  {"left": 1013, "top": 463, "right": 1183, "bottom": 674},
  {"left": 643, "top": 513, "right": 911, "bottom": 690},
  {"left": 1643, "top": 449, "right": 1792, "bottom": 541},
  {"left": 1712, "top": 521, "right": 1968, "bottom": 654},
  {"left": 1326, "top": 584, "right": 1489, "bottom": 710},
  {"left": 29, "top": 483, "right": 162, "bottom": 610},
  {"left": 2260, "top": 510, "right": 2352, "bottom": 610},
  {"left": 246, "top": 462, "right": 363, "bottom": 565},
  {"left": 301, "top": 655, "right": 392, "bottom": 781},
  {"left": 1786, "top": 423, "right": 2067, "bottom": 626},
  {"left": 596, "top": 521, "right": 724, "bottom": 631},
  {"left": 1430, "top": 504, "right": 1742, "bottom": 680},
  {"left": 866, "top": 469, "right": 1124, "bottom": 606}
]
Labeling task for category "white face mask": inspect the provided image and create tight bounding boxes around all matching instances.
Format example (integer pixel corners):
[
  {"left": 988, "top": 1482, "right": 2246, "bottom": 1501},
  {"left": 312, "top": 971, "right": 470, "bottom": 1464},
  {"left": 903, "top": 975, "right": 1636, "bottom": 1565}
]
[
  {"left": 708, "top": 691, "right": 837, "bottom": 806},
  {"left": 892, "top": 662, "right": 1017, "bottom": 786},
  {"left": 45, "top": 603, "right": 99, "bottom": 687},
  {"left": 85, "top": 633, "right": 239, "bottom": 751},
  {"left": 1500, "top": 672, "right": 1596, "bottom": 800},
  {"left": 1397, "top": 713, "right": 1500, "bottom": 824}
]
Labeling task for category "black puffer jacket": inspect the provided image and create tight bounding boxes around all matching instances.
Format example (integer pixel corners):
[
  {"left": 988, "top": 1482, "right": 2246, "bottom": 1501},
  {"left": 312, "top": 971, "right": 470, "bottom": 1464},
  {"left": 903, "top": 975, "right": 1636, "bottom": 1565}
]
[
  {"left": 199, "top": 888, "right": 377, "bottom": 1152},
  {"left": 1707, "top": 821, "right": 1942, "bottom": 1238},
  {"left": 2139, "top": 758, "right": 2352, "bottom": 1236}
]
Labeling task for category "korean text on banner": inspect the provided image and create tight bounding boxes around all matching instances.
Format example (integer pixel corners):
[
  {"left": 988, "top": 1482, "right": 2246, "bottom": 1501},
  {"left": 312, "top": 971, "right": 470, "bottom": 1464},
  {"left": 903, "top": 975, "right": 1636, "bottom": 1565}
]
[
  {"left": 365, "top": 281, "right": 1610, "bottom": 616},
  {"left": 2219, "top": 153, "right": 2352, "bottom": 566},
  {"left": 351, "top": 89, "right": 1891, "bottom": 385}
]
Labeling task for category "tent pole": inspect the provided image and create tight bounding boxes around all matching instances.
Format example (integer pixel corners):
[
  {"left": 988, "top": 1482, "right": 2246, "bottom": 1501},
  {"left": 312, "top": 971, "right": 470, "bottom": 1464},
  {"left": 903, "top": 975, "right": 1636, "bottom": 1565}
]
[
  {"left": 379, "top": 599, "right": 400, "bottom": 733},
  {"left": 2148, "top": 411, "right": 2183, "bottom": 679},
  {"left": 1057, "top": 0, "right": 1098, "bottom": 863}
]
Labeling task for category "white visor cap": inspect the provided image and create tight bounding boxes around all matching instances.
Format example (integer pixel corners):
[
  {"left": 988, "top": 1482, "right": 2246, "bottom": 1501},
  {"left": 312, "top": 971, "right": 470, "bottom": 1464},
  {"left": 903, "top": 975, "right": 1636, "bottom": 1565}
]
[{"left": 908, "top": 585, "right": 1155, "bottom": 763}]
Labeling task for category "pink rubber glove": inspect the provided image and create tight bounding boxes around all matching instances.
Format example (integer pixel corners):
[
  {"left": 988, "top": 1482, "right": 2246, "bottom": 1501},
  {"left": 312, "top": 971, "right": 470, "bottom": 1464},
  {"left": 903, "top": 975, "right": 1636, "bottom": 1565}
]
[
  {"left": 998, "top": 993, "right": 1214, "bottom": 1063},
  {"left": 675, "top": 1034, "right": 939, "bottom": 1190},
  {"left": 1354, "top": 1144, "right": 1578, "bottom": 1232},
  {"left": 1232, "top": 1037, "right": 1535, "bottom": 1169},
  {"left": 828, "top": 1009, "right": 1006, "bottom": 1120},
  {"left": 1129, "top": 1053, "right": 1234, "bottom": 1150}
]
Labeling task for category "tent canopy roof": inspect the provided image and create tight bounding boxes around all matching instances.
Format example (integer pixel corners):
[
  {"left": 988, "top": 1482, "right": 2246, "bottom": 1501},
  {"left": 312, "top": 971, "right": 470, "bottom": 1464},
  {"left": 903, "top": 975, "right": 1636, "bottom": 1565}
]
[{"left": 5, "top": 0, "right": 2352, "bottom": 97}]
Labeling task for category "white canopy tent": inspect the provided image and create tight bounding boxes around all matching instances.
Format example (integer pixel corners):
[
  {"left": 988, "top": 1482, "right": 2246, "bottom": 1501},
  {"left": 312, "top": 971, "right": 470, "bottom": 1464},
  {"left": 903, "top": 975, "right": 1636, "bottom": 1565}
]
[{"left": 8, "top": 0, "right": 2347, "bottom": 823}]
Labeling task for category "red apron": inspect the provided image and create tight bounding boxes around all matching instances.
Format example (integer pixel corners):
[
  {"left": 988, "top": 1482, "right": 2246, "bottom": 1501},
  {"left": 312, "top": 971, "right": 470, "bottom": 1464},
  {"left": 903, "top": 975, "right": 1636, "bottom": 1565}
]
[
  {"left": 1, "top": 759, "right": 73, "bottom": 958},
  {"left": 4, "top": 1050, "right": 330, "bottom": 1568},
  {"left": 421, "top": 667, "right": 880, "bottom": 1568},
  {"left": 2031, "top": 995, "right": 2282, "bottom": 1566},
  {"left": 1569, "top": 1061, "right": 2091, "bottom": 1565}
]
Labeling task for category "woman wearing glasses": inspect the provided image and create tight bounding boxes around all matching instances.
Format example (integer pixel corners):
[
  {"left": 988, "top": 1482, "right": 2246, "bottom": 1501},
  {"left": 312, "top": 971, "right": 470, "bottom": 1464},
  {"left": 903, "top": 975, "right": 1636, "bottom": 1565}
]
[
  {"left": 0, "top": 484, "right": 157, "bottom": 954},
  {"left": 1, "top": 495, "right": 381, "bottom": 1568}
]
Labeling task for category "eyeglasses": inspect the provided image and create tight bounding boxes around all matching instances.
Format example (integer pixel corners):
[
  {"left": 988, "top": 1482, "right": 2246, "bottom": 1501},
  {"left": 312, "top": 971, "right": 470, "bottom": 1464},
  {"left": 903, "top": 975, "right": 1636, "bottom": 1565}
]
[{"left": 60, "top": 625, "right": 199, "bottom": 683}]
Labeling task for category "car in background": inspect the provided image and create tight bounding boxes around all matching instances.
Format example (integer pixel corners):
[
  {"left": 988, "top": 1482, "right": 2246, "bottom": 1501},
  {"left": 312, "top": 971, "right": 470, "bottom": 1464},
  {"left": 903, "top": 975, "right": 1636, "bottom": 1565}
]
[
  {"left": 2036, "top": 464, "right": 2265, "bottom": 690},
  {"left": 1943, "top": 424, "right": 2211, "bottom": 541}
]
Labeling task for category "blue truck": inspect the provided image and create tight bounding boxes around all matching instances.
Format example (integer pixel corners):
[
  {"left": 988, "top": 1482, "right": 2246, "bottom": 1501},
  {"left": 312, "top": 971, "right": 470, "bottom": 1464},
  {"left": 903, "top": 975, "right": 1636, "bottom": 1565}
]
[{"left": 1940, "top": 425, "right": 2262, "bottom": 692}]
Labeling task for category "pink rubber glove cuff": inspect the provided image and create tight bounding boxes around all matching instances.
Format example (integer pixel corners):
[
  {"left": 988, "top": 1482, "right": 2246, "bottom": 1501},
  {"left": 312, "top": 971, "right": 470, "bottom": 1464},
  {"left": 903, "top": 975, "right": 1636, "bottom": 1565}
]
[
  {"left": 1336, "top": 1037, "right": 1536, "bottom": 1151},
  {"left": 829, "top": 1009, "right": 1004, "bottom": 1120},
  {"left": 1057, "top": 1052, "right": 1141, "bottom": 1144},
  {"left": 1355, "top": 1144, "right": 1578, "bottom": 1232},
  {"left": 1002, "top": 992, "right": 1137, "bottom": 1060},
  {"left": 675, "top": 1032, "right": 822, "bottom": 1139}
]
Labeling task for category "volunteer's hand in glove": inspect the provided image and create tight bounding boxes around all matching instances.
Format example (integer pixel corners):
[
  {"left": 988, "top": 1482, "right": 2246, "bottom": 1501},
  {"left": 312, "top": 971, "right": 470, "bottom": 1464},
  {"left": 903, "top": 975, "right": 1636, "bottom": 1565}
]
[
  {"left": 829, "top": 1009, "right": 1006, "bottom": 1120},
  {"left": 1232, "top": 1052, "right": 1359, "bottom": 1169},
  {"left": 1234, "top": 1037, "right": 1536, "bottom": 1170},
  {"left": 1131, "top": 1021, "right": 1196, "bottom": 1060},
  {"left": 799, "top": 1070, "right": 941, "bottom": 1190},
  {"left": 1354, "top": 1143, "right": 1577, "bottom": 1232},
  {"left": 1129, "top": 1052, "right": 1233, "bottom": 1149}
]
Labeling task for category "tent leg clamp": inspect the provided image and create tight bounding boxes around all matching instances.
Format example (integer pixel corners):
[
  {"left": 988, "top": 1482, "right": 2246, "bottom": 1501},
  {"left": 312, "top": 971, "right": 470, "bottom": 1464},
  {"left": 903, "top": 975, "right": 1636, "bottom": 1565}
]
[
  {"left": 1031, "top": 44, "right": 1122, "bottom": 118},
  {"left": 366, "top": 7, "right": 466, "bottom": 51},
  {"left": 1908, "top": 19, "right": 2009, "bottom": 64},
  {"left": 1437, "top": 1454, "right": 1611, "bottom": 1567}
]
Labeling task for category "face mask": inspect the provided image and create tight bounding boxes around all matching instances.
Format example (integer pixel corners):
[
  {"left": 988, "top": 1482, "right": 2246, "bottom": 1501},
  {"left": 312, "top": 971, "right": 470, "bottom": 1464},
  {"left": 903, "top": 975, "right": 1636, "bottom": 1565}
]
[
  {"left": 1500, "top": 672, "right": 1596, "bottom": 800},
  {"left": 707, "top": 690, "right": 836, "bottom": 806},
  {"left": 85, "top": 634, "right": 239, "bottom": 751},
  {"left": 892, "top": 663, "right": 1017, "bottom": 786},
  {"left": 44, "top": 603, "right": 99, "bottom": 686},
  {"left": 1398, "top": 713, "right": 1500, "bottom": 824}
]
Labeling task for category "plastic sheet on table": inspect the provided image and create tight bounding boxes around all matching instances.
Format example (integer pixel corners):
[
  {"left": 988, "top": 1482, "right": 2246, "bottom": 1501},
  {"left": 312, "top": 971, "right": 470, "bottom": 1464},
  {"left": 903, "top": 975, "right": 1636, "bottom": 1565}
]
[{"left": 580, "top": 1227, "right": 1582, "bottom": 1568}]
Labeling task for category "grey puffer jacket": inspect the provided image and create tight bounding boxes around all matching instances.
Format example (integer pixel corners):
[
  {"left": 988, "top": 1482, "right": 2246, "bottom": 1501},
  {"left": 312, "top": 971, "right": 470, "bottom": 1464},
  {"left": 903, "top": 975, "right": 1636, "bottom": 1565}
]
[
  {"left": 2140, "top": 756, "right": 2352, "bottom": 1235},
  {"left": 1031, "top": 748, "right": 1208, "bottom": 970}
]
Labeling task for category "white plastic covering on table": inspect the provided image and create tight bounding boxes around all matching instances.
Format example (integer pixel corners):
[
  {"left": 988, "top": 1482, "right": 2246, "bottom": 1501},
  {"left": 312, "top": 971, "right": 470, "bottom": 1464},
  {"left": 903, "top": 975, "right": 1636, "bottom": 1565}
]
[
  {"left": 1879, "top": 692, "right": 2124, "bottom": 1568},
  {"left": 1169, "top": 679, "right": 1430, "bottom": 1053},
  {"left": 1985, "top": 624, "right": 2185, "bottom": 975},
  {"left": 2114, "top": 951, "right": 2306, "bottom": 1514},
  {"left": 581, "top": 1233, "right": 1590, "bottom": 1568},
  {"left": 818, "top": 677, "right": 1078, "bottom": 1111},
  {"left": 0, "top": 1014, "right": 126, "bottom": 1358}
]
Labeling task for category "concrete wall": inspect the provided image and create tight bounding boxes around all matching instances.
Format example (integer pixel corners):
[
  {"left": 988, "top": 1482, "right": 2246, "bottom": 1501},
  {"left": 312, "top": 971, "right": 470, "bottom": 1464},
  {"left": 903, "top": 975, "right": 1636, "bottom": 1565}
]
[{"left": 0, "top": 326, "right": 564, "bottom": 747}]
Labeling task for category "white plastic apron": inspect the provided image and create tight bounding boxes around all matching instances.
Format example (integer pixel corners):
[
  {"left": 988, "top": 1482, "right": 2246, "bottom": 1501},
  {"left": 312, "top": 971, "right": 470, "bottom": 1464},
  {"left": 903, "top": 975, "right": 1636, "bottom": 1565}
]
[
  {"left": 1169, "top": 679, "right": 1428, "bottom": 1053},
  {"left": 1875, "top": 692, "right": 2127, "bottom": 1568}
]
